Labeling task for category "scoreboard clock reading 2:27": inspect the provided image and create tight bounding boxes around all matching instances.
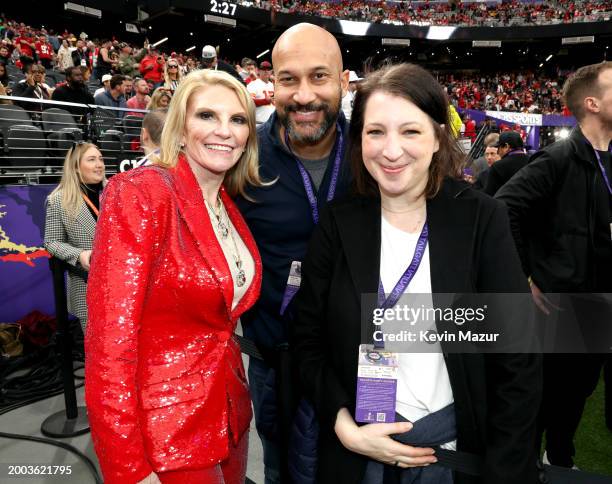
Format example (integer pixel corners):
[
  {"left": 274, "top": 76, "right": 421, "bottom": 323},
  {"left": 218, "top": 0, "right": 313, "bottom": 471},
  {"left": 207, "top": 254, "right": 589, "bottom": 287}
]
[{"left": 207, "top": 0, "right": 238, "bottom": 16}]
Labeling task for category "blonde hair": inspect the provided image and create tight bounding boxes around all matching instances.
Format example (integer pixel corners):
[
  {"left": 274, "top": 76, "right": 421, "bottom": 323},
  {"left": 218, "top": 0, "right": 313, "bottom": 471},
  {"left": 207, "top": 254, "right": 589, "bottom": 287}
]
[
  {"left": 49, "top": 142, "right": 103, "bottom": 219},
  {"left": 163, "top": 59, "right": 183, "bottom": 91},
  {"left": 155, "top": 69, "right": 267, "bottom": 198},
  {"left": 147, "top": 87, "right": 172, "bottom": 110}
]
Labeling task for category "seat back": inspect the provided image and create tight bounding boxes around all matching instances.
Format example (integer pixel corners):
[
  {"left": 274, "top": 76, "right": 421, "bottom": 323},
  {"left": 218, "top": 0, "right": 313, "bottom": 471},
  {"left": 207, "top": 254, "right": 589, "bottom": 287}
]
[
  {"left": 42, "top": 107, "right": 79, "bottom": 132},
  {"left": 4, "top": 124, "right": 47, "bottom": 167}
]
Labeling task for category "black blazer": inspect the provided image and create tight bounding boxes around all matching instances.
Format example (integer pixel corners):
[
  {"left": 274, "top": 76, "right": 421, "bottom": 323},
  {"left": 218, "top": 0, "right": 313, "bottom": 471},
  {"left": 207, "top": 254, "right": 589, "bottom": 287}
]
[
  {"left": 484, "top": 153, "right": 530, "bottom": 196},
  {"left": 291, "top": 178, "right": 542, "bottom": 484}
]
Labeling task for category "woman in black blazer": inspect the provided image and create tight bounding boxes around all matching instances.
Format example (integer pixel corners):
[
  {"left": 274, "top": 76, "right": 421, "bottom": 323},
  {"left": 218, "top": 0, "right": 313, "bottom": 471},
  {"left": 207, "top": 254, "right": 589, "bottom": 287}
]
[{"left": 291, "top": 64, "right": 542, "bottom": 484}]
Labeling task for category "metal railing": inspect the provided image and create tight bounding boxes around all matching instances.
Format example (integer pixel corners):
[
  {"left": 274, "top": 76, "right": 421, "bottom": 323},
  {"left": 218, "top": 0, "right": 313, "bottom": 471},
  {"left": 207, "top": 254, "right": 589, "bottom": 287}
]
[{"left": 0, "top": 95, "right": 147, "bottom": 184}]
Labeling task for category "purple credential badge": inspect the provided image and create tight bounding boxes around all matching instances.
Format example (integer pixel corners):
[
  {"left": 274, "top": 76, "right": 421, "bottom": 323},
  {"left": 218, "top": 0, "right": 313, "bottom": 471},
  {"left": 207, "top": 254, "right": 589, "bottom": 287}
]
[{"left": 355, "top": 344, "right": 398, "bottom": 423}]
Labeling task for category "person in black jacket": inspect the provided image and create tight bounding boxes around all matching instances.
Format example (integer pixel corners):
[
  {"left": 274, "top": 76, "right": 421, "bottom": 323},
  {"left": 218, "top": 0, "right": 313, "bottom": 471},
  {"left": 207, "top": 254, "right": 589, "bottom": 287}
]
[
  {"left": 292, "top": 63, "right": 541, "bottom": 484},
  {"left": 235, "top": 23, "right": 351, "bottom": 484},
  {"left": 11, "top": 64, "right": 52, "bottom": 114},
  {"left": 496, "top": 61, "right": 612, "bottom": 469},
  {"left": 483, "top": 130, "right": 529, "bottom": 196},
  {"left": 51, "top": 66, "right": 95, "bottom": 123}
]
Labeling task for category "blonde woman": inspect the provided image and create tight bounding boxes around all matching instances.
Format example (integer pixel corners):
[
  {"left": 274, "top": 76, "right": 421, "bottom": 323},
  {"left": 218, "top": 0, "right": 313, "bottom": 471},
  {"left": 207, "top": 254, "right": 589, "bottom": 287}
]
[
  {"left": 163, "top": 58, "right": 183, "bottom": 93},
  {"left": 44, "top": 142, "right": 106, "bottom": 328},
  {"left": 146, "top": 86, "right": 172, "bottom": 109},
  {"left": 86, "top": 69, "right": 266, "bottom": 484}
]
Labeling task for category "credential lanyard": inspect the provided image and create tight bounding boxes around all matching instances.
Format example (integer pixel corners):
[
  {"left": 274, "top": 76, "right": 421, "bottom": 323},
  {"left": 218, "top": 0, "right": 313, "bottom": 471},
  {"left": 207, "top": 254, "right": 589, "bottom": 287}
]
[
  {"left": 82, "top": 193, "right": 99, "bottom": 217},
  {"left": 374, "top": 221, "right": 429, "bottom": 348},
  {"left": 587, "top": 141, "right": 612, "bottom": 195},
  {"left": 284, "top": 122, "right": 344, "bottom": 225}
]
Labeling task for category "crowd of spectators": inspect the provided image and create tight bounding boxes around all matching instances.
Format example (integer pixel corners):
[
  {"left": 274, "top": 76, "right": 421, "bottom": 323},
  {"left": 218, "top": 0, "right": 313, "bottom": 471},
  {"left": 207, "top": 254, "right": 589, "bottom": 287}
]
[
  {"left": 251, "top": 0, "right": 611, "bottom": 27},
  {"left": 0, "top": 15, "right": 578, "bottom": 120},
  {"left": 0, "top": 16, "right": 208, "bottom": 118},
  {"left": 439, "top": 70, "right": 569, "bottom": 115}
]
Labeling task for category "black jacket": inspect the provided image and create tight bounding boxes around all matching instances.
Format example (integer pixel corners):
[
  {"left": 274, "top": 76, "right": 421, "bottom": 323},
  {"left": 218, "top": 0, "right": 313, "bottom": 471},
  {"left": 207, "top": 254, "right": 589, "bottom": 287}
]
[
  {"left": 496, "top": 127, "right": 612, "bottom": 292},
  {"left": 235, "top": 112, "right": 351, "bottom": 350},
  {"left": 51, "top": 84, "right": 94, "bottom": 121},
  {"left": 483, "top": 152, "right": 530, "bottom": 196},
  {"left": 292, "top": 178, "right": 542, "bottom": 484}
]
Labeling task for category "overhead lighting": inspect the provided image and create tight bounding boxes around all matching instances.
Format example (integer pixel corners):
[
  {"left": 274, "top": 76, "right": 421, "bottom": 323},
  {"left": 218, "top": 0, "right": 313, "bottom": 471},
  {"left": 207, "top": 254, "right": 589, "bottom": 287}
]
[
  {"left": 152, "top": 37, "right": 168, "bottom": 48},
  {"left": 539, "top": 63, "right": 544, "bottom": 67},
  {"left": 546, "top": 54, "right": 553, "bottom": 61},
  {"left": 256, "top": 49, "right": 270, "bottom": 59},
  {"left": 426, "top": 26, "right": 456, "bottom": 41},
  {"left": 558, "top": 128, "right": 569, "bottom": 139},
  {"left": 186, "top": 46, "right": 196, "bottom": 52},
  {"left": 338, "top": 20, "right": 370, "bottom": 37}
]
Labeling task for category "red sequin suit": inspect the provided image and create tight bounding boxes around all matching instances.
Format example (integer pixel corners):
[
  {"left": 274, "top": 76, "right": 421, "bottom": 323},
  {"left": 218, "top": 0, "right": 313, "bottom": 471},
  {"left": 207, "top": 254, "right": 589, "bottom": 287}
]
[{"left": 85, "top": 155, "right": 261, "bottom": 484}]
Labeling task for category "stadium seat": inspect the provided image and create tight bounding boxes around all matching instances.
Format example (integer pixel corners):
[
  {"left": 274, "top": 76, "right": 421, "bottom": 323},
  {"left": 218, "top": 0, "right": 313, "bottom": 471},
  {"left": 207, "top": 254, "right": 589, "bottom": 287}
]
[
  {"left": 91, "top": 108, "right": 121, "bottom": 138},
  {"left": 42, "top": 108, "right": 84, "bottom": 163},
  {"left": 3, "top": 124, "right": 47, "bottom": 168},
  {"left": 98, "top": 129, "right": 126, "bottom": 170}
]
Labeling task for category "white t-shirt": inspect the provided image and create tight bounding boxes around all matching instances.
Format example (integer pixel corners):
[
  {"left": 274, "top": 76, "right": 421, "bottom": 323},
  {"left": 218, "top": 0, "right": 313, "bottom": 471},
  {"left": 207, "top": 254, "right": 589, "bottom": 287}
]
[
  {"left": 247, "top": 78, "right": 275, "bottom": 124},
  {"left": 380, "top": 215, "right": 456, "bottom": 449}
]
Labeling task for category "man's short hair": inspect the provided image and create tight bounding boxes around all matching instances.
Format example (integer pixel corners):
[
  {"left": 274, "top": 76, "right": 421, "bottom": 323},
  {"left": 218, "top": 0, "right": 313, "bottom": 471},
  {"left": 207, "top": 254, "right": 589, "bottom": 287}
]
[
  {"left": 65, "top": 66, "right": 81, "bottom": 78},
  {"left": 241, "top": 57, "right": 256, "bottom": 68},
  {"left": 562, "top": 61, "right": 612, "bottom": 121},
  {"left": 110, "top": 74, "right": 126, "bottom": 90},
  {"left": 142, "top": 109, "right": 168, "bottom": 147},
  {"left": 484, "top": 133, "right": 500, "bottom": 148}
]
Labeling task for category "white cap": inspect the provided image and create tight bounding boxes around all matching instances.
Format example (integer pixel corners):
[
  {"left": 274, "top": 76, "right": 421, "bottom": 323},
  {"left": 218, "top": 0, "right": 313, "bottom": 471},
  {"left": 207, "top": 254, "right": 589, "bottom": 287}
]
[
  {"left": 349, "top": 71, "right": 363, "bottom": 83},
  {"left": 201, "top": 45, "right": 217, "bottom": 59},
  {"left": 101, "top": 74, "right": 112, "bottom": 83}
]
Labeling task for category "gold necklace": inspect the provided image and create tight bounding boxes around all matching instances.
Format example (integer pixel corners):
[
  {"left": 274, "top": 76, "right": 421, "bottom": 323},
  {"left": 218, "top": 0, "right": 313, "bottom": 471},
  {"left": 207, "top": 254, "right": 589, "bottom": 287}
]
[{"left": 380, "top": 203, "right": 426, "bottom": 214}]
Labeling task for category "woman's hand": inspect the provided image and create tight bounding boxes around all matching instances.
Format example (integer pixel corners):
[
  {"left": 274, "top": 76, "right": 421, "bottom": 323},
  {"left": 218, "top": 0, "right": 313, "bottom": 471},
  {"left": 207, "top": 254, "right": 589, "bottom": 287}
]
[
  {"left": 529, "top": 279, "right": 562, "bottom": 315},
  {"left": 137, "top": 472, "right": 161, "bottom": 484},
  {"left": 78, "top": 250, "right": 92, "bottom": 271},
  {"left": 334, "top": 408, "right": 437, "bottom": 468}
]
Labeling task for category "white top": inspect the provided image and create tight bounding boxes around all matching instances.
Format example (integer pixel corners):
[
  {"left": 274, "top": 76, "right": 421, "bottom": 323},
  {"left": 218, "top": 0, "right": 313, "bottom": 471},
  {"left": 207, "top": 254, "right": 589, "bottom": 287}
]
[
  {"left": 247, "top": 78, "right": 275, "bottom": 124},
  {"left": 380, "top": 215, "right": 456, "bottom": 449}
]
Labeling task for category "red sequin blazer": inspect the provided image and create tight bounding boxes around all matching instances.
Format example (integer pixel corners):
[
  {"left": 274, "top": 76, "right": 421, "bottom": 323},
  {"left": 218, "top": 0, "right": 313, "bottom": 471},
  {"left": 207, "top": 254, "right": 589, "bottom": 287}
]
[{"left": 85, "top": 155, "right": 261, "bottom": 484}]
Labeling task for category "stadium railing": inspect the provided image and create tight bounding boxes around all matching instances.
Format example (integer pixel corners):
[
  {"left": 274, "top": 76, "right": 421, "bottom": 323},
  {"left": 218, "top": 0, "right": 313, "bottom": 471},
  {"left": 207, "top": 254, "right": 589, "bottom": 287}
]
[{"left": 0, "top": 96, "right": 146, "bottom": 185}]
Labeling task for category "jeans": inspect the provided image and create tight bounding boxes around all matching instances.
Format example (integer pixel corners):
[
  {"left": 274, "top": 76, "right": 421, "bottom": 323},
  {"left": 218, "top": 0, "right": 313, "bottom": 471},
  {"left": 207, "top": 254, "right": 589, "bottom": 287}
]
[{"left": 248, "top": 357, "right": 282, "bottom": 484}]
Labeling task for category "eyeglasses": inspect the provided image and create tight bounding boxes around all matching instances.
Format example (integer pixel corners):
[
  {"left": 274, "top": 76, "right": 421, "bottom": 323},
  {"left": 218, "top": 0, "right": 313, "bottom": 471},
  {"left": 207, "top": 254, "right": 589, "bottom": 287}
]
[{"left": 168, "top": 65, "right": 178, "bottom": 69}]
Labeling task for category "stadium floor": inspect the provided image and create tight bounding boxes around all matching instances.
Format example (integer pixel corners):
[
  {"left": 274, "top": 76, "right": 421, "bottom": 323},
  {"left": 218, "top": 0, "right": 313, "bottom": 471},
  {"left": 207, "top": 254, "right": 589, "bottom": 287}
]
[{"left": 0, "top": 352, "right": 265, "bottom": 484}]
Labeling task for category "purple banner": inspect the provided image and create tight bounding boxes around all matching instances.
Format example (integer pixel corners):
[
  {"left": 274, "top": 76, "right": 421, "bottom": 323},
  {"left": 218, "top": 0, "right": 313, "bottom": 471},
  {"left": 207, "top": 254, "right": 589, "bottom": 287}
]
[
  {"left": 0, "top": 185, "right": 55, "bottom": 322},
  {"left": 458, "top": 107, "right": 576, "bottom": 127}
]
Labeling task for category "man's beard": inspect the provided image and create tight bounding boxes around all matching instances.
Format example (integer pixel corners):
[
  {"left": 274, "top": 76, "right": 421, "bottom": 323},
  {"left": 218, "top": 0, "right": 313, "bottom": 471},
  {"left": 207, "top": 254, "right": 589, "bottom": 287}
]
[{"left": 278, "top": 93, "right": 341, "bottom": 145}]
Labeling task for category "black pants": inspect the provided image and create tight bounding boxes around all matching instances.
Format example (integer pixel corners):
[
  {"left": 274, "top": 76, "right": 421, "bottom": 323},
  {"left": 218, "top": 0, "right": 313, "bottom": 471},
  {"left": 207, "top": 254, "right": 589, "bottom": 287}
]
[
  {"left": 535, "top": 294, "right": 611, "bottom": 466},
  {"left": 538, "top": 353, "right": 605, "bottom": 467}
]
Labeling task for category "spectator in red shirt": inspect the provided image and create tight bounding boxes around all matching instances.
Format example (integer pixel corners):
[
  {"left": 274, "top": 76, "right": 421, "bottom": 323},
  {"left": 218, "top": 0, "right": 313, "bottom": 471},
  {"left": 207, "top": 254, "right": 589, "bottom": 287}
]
[
  {"left": 126, "top": 78, "right": 151, "bottom": 116},
  {"left": 139, "top": 48, "right": 165, "bottom": 87},
  {"left": 35, "top": 34, "right": 54, "bottom": 69},
  {"left": 15, "top": 31, "right": 35, "bottom": 62},
  {"left": 464, "top": 115, "right": 477, "bottom": 142}
]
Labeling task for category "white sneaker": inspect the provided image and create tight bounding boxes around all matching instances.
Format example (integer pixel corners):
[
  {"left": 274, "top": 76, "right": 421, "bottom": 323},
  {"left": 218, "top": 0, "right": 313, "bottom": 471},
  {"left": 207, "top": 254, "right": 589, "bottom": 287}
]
[{"left": 542, "top": 451, "right": 580, "bottom": 470}]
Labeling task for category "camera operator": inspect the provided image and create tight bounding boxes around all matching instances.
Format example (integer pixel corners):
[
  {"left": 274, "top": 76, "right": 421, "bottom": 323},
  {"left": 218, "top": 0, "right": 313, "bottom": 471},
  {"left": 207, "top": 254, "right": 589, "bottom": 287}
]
[{"left": 12, "top": 64, "right": 53, "bottom": 115}]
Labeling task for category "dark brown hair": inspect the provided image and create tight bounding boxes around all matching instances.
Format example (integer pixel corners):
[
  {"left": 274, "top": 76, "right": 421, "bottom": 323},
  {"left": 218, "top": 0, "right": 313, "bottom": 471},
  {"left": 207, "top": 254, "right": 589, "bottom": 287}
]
[
  {"left": 562, "top": 61, "right": 612, "bottom": 121},
  {"left": 349, "top": 63, "right": 464, "bottom": 199}
]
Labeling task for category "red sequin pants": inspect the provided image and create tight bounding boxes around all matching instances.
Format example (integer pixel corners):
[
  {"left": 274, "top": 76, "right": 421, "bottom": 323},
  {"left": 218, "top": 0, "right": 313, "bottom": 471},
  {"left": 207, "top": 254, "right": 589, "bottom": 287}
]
[{"left": 158, "top": 431, "right": 248, "bottom": 484}]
